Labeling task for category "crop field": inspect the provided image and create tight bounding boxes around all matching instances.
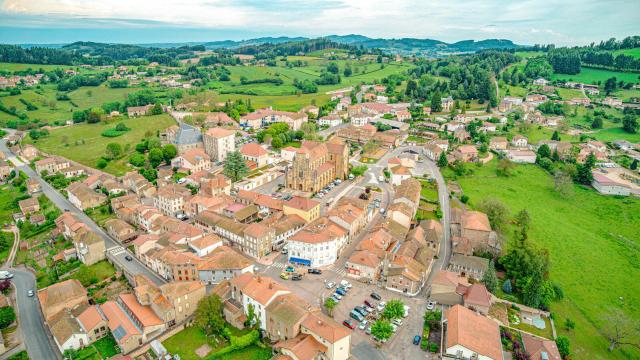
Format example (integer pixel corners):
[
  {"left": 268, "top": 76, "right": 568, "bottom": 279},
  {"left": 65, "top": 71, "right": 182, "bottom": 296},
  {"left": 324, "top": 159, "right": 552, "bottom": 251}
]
[
  {"left": 551, "top": 67, "right": 640, "bottom": 84},
  {"left": 447, "top": 160, "right": 640, "bottom": 360},
  {"left": 0, "top": 62, "right": 78, "bottom": 72},
  {"left": 555, "top": 87, "right": 586, "bottom": 100},
  {"left": 24, "top": 114, "right": 176, "bottom": 176}
]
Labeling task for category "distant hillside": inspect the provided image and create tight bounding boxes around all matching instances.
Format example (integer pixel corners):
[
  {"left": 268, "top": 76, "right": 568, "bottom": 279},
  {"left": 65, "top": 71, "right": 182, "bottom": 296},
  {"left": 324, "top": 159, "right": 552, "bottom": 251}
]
[{"left": 197, "top": 35, "right": 521, "bottom": 55}]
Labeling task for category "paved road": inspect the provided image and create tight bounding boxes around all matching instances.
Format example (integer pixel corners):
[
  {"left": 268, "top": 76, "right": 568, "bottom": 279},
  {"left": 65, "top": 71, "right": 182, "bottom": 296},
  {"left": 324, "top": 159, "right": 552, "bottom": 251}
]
[
  {"left": 319, "top": 123, "right": 350, "bottom": 139},
  {"left": 11, "top": 269, "right": 60, "bottom": 360},
  {"left": 0, "top": 133, "right": 166, "bottom": 285}
]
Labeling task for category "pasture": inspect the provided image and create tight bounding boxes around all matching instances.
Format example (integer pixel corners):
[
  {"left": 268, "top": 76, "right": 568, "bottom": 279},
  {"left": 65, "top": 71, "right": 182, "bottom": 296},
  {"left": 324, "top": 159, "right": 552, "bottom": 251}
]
[
  {"left": 25, "top": 114, "right": 175, "bottom": 176},
  {"left": 551, "top": 67, "right": 640, "bottom": 84},
  {"left": 447, "top": 160, "right": 640, "bottom": 360}
]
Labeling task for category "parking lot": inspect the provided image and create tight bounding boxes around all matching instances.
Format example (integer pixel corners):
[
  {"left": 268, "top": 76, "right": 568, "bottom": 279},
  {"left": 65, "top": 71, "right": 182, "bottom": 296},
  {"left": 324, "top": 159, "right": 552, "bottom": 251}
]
[{"left": 258, "top": 256, "right": 431, "bottom": 359}]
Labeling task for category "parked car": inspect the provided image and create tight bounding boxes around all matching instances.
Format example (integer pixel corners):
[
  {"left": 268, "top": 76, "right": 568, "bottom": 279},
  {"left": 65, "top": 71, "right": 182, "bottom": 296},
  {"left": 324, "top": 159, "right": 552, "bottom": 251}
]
[
  {"left": 281, "top": 248, "right": 288, "bottom": 254},
  {"left": 370, "top": 292, "right": 382, "bottom": 301},
  {"left": 337, "top": 286, "right": 348, "bottom": 293},
  {"left": 325, "top": 281, "right": 335, "bottom": 289},
  {"left": 27, "top": 290, "right": 34, "bottom": 297},
  {"left": 335, "top": 288, "right": 346, "bottom": 296},
  {"left": 350, "top": 310, "right": 364, "bottom": 322},
  {"left": 340, "top": 280, "right": 352, "bottom": 289},
  {"left": 353, "top": 306, "right": 369, "bottom": 316},
  {"left": 413, "top": 335, "right": 421, "bottom": 345},
  {"left": 343, "top": 319, "right": 355, "bottom": 329},
  {"left": 285, "top": 266, "right": 295, "bottom": 273},
  {"left": 330, "top": 295, "right": 341, "bottom": 303},
  {"left": 364, "top": 300, "right": 374, "bottom": 308},
  {"left": 308, "top": 269, "right": 322, "bottom": 275},
  {"left": 333, "top": 293, "right": 343, "bottom": 300},
  {"left": 390, "top": 323, "right": 398, "bottom": 333},
  {"left": 365, "top": 326, "right": 372, "bottom": 335},
  {"left": 426, "top": 300, "right": 436, "bottom": 311},
  {"left": 358, "top": 320, "right": 368, "bottom": 330},
  {"left": 377, "top": 301, "right": 386, "bottom": 312},
  {"left": 280, "top": 272, "right": 289, "bottom": 280},
  {"left": 392, "top": 318, "right": 403, "bottom": 326},
  {"left": 363, "top": 304, "right": 374, "bottom": 313},
  {"left": 125, "top": 255, "right": 133, "bottom": 261},
  {"left": 291, "top": 274, "right": 302, "bottom": 281},
  {"left": 403, "top": 305, "right": 410, "bottom": 317}
]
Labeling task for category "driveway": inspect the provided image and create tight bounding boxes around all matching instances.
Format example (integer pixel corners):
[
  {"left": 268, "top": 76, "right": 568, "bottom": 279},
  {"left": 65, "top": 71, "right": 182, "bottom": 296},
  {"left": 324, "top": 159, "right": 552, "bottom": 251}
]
[
  {"left": 0, "top": 134, "right": 166, "bottom": 285},
  {"left": 11, "top": 269, "right": 60, "bottom": 360}
]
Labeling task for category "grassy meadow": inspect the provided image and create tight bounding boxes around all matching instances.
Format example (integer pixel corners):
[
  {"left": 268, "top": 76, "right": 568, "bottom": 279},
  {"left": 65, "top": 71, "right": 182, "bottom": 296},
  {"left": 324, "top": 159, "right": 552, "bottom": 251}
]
[
  {"left": 552, "top": 67, "right": 640, "bottom": 84},
  {"left": 446, "top": 160, "right": 640, "bottom": 360},
  {"left": 24, "top": 114, "right": 175, "bottom": 176}
]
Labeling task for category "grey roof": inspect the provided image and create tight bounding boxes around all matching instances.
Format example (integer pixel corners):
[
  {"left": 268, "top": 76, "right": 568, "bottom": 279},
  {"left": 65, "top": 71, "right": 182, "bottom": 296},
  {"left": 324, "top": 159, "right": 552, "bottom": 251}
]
[
  {"left": 113, "top": 325, "right": 126, "bottom": 341},
  {"left": 174, "top": 122, "right": 202, "bottom": 145}
]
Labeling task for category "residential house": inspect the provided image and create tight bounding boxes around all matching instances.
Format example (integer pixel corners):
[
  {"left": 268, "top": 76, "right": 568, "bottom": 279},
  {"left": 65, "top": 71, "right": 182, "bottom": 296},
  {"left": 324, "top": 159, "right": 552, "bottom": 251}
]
[
  {"left": 197, "top": 245, "right": 254, "bottom": 284},
  {"left": 489, "top": 137, "right": 508, "bottom": 151},
  {"left": 38, "top": 279, "right": 89, "bottom": 322},
  {"left": 67, "top": 183, "right": 107, "bottom": 210},
  {"left": 283, "top": 196, "right": 321, "bottom": 223},
  {"left": 592, "top": 172, "right": 631, "bottom": 196},
  {"left": 448, "top": 253, "right": 490, "bottom": 280},
  {"left": 424, "top": 144, "right": 443, "bottom": 161},
  {"left": 170, "top": 149, "right": 211, "bottom": 172},
  {"left": 18, "top": 197, "right": 40, "bottom": 216},
  {"left": 521, "top": 333, "right": 562, "bottom": 360},
  {"left": 105, "top": 219, "right": 138, "bottom": 243},
  {"left": 288, "top": 218, "right": 348, "bottom": 267},
  {"left": 450, "top": 208, "right": 498, "bottom": 255},
  {"left": 154, "top": 184, "right": 192, "bottom": 216},
  {"left": 72, "top": 227, "right": 106, "bottom": 266},
  {"left": 203, "top": 127, "right": 235, "bottom": 163},
  {"left": 445, "top": 305, "right": 502, "bottom": 360},
  {"left": 100, "top": 301, "right": 143, "bottom": 353},
  {"left": 511, "top": 135, "right": 528, "bottom": 148},
  {"left": 240, "top": 143, "right": 269, "bottom": 168},
  {"left": 451, "top": 145, "right": 478, "bottom": 163}
]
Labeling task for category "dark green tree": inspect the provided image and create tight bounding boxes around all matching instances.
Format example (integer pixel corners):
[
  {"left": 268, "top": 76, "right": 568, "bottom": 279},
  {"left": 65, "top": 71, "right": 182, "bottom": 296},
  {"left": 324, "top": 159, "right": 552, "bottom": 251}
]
[
  {"left": 556, "top": 336, "right": 571, "bottom": 359},
  {"left": 437, "top": 151, "right": 448, "bottom": 167},
  {"left": 482, "top": 260, "right": 498, "bottom": 293},
  {"left": 223, "top": 151, "right": 250, "bottom": 182},
  {"left": 195, "top": 294, "right": 225, "bottom": 336},
  {"left": 161, "top": 144, "right": 177, "bottom": 163},
  {"left": 551, "top": 130, "right": 561, "bottom": 141},
  {"left": 431, "top": 90, "right": 443, "bottom": 113},
  {"left": 575, "top": 152, "right": 596, "bottom": 185},
  {"left": 148, "top": 148, "right": 164, "bottom": 168},
  {"left": 502, "top": 279, "right": 512, "bottom": 294},
  {"left": 622, "top": 115, "right": 638, "bottom": 134}
]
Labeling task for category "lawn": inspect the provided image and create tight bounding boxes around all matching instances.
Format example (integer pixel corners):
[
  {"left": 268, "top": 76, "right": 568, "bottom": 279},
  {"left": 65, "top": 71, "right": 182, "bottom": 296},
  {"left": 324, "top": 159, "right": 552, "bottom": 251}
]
[
  {"left": 210, "top": 345, "right": 271, "bottom": 360},
  {"left": 24, "top": 114, "right": 176, "bottom": 175},
  {"left": 71, "top": 260, "right": 116, "bottom": 287},
  {"left": 68, "top": 85, "right": 145, "bottom": 109},
  {"left": 499, "top": 84, "right": 529, "bottom": 99},
  {"left": 551, "top": 67, "right": 640, "bottom": 85},
  {"left": 75, "top": 334, "right": 120, "bottom": 359},
  {"left": 555, "top": 88, "right": 585, "bottom": 100},
  {"left": 164, "top": 326, "right": 226, "bottom": 360},
  {"left": 446, "top": 160, "right": 640, "bottom": 360},
  {"left": 592, "top": 126, "right": 640, "bottom": 143}
]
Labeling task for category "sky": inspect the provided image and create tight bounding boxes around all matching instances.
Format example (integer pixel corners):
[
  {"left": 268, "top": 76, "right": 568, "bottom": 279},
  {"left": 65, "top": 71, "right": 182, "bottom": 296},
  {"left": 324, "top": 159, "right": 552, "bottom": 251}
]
[{"left": 0, "top": 0, "right": 638, "bottom": 46}]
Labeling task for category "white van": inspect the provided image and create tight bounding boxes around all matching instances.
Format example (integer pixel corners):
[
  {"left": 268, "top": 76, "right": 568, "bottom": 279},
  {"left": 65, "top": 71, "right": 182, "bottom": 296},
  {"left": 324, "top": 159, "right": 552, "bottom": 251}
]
[{"left": 0, "top": 271, "right": 13, "bottom": 280}]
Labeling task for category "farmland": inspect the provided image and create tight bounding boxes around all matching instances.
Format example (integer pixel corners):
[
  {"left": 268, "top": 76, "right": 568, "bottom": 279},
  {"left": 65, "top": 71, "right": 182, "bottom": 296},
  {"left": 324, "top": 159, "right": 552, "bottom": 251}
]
[
  {"left": 551, "top": 67, "right": 640, "bottom": 84},
  {"left": 446, "top": 160, "right": 640, "bottom": 360},
  {"left": 23, "top": 114, "right": 176, "bottom": 176}
]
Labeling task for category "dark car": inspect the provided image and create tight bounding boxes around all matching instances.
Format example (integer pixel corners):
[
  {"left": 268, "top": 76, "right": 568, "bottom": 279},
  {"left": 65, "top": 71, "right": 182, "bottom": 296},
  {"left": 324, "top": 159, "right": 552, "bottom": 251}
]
[
  {"left": 308, "top": 269, "right": 322, "bottom": 275},
  {"left": 354, "top": 306, "right": 368, "bottom": 317},
  {"left": 364, "top": 300, "right": 374, "bottom": 308},
  {"left": 125, "top": 255, "right": 133, "bottom": 261},
  {"left": 370, "top": 292, "right": 382, "bottom": 301},
  {"left": 413, "top": 335, "right": 421, "bottom": 345},
  {"left": 342, "top": 319, "right": 355, "bottom": 329},
  {"left": 291, "top": 274, "right": 303, "bottom": 281},
  {"left": 335, "top": 288, "right": 346, "bottom": 296}
]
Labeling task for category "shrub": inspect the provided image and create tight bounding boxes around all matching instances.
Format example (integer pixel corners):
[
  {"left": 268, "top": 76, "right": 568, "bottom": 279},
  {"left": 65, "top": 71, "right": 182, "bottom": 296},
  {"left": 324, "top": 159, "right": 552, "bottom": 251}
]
[
  {"left": 96, "top": 159, "right": 108, "bottom": 169},
  {"left": 0, "top": 306, "right": 16, "bottom": 329}
]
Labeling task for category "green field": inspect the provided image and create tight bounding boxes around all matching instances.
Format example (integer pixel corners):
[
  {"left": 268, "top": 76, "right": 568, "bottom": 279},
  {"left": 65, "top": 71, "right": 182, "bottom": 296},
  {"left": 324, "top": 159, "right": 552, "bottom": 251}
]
[
  {"left": 447, "top": 160, "right": 640, "bottom": 360},
  {"left": 555, "top": 87, "right": 586, "bottom": 100},
  {"left": 0, "top": 62, "right": 78, "bottom": 72},
  {"left": 24, "top": 114, "right": 175, "bottom": 175},
  {"left": 552, "top": 67, "right": 640, "bottom": 85},
  {"left": 613, "top": 47, "right": 640, "bottom": 59}
]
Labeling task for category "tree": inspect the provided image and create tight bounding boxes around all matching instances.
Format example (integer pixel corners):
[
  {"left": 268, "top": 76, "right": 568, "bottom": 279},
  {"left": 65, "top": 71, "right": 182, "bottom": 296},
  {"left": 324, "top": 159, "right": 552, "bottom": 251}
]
[
  {"left": 564, "top": 318, "right": 576, "bottom": 331},
  {"left": 631, "top": 159, "right": 638, "bottom": 170},
  {"left": 105, "top": 143, "right": 122, "bottom": 160},
  {"left": 87, "top": 107, "right": 104, "bottom": 123},
  {"left": 371, "top": 320, "right": 393, "bottom": 342},
  {"left": 556, "top": 336, "right": 571, "bottom": 359},
  {"left": 496, "top": 158, "right": 515, "bottom": 177},
  {"left": 423, "top": 309, "right": 442, "bottom": 330},
  {"left": 148, "top": 148, "right": 164, "bottom": 168},
  {"left": 437, "top": 151, "right": 448, "bottom": 167},
  {"left": 223, "top": 151, "right": 250, "bottom": 182},
  {"left": 602, "top": 308, "right": 640, "bottom": 352},
  {"left": 382, "top": 300, "right": 405, "bottom": 320},
  {"left": 537, "top": 144, "right": 551, "bottom": 159},
  {"left": 430, "top": 90, "right": 443, "bottom": 113},
  {"left": 514, "top": 209, "right": 531, "bottom": 232},
  {"left": 622, "top": 115, "right": 638, "bottom": 134},
  {"left": 482, "top": 260, "right": 498, "bottom": 293},
  {"left": 129, "top": 153, "right": 146, "bottom": 167},
  {"left": 604, "top": 77, "right": 618, "bottom": 94},
  {"left": 551, "top": 130, "right": 561, "bottom": 141},
  {"left": 194, "top": 294, "right": 225, "bottom": 336},
  {"left": 575, "top": 152, "right": 595, "bottom": 185},
  {"left": 63, "top": 349, "right": 80, "bottom": 360},
  {"left": 351, "top": 165, "right": 368, "bottom": 177},
  {"left": 592, "top": 116, "right": 603, "bottom": 129},
  {"left": 554, "top": 170, "right": 574, "bottom": 198},
  {"left": 0, "top": 306, "right": 15, "bottom": 329},
  {"left": 324, "top": 297, "right": 337, "bottom": 317},
  {"left": 0, "top": 280, "right": 10, "bottom": 295},
  {"left": 477, "top": 198, "right": 510, "bottom": 234},
  {"left": 161, "top": 144, "right": 177, "bottom": 163},
  {"left": 245, "top": 303, "right": 256, "bottom": 328},
  {"left": 151, "top": 102, "right": 163, "bottom": 115},
  {"left": 502, "top": 279, "right": 512, "bottom": 294}
]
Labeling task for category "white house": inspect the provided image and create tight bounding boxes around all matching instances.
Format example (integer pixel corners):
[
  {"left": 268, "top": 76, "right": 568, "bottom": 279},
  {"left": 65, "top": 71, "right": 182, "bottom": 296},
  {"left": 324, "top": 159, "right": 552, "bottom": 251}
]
[
  {"left": 389, "top": 165, "right": 412, "bottom": 186},
  {"left": 351, "top": 114, "right": 371, "bottom": 127},
  {"left": 318, "top": 115, "right": 342, "bottom": 128},
  {"left": 511, "top": 135, "right": 528, "bottom": 148},
  {"left": 188, "top": 234, "right": 223, "bottom": 257},
  {"left": 287, "top": 218, "right": 348, "bottom": 268},
  {"left": 231, "top": 274, "right": 290, "bottom": 331}
]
